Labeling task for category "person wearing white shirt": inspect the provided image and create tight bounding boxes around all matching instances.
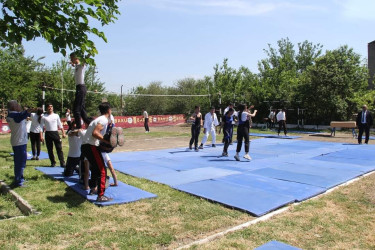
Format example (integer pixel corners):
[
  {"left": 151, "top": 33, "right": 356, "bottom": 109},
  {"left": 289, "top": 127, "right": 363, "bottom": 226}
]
[
  {"left": 142, "top": 108, "right": 149, "bottom": 133},
  {"left": 199, "top": 107, "right": 220, "bottom": 149},
  {"left": 70, "top": 53, "right": 89, "bottom": 129},
  {"left": 234, "top": 104, "right": 256, "bottom": 161},
  {"left": 65, "top": 108, "right": 72, "bottom": 131},
  {"left": 268, "top": 110, "right": 276, "bottom": 128},
  {"left": 6, "top": 100, "right": 32, "bottom": 187},
  {"left": 29, "top": 107, "right": 43, "bottom": 160},
  {"left": 64, "top": 120, "right": 82, "bottom": 177},
  {"left": 276, "top": 109, "right": 287, "bottom": 136},
  {"left": 40, "top": 104, "right": 66, "bottom": 167},
  {"left": 81, "top": 102, "right": 112, "bottom": 202}
]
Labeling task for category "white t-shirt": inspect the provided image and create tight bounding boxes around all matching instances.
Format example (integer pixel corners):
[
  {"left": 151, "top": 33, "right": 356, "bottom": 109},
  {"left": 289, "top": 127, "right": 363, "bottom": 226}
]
[
  {"left": 25, "top": 119, "right": 32, "bottom": 133},
  {"left": 30, "top": 113, "right": 43, "bottom": 133},
  {"left": 143, "top": 111, "right": 148, "bottom": 119},
  {"left": 276, "top": 111, "right": 286, "bottom": 121},
  {"left": 41, "top": 113, "right": 62, "bottom": 132},
  {"left": 240, "top": 112, "right": 250, "bottom": 122},
  {"left": 66, "top": 112, "right": 71, "bottom": 122},
  {"left": 74, "top": 64, "right": 86, "bottom": 85},
  {"left": 81, "top": 115, "right": 109, "bottom": 146},
  {"left": 68, "top": 131, "right": 82, "bottom": 158}
]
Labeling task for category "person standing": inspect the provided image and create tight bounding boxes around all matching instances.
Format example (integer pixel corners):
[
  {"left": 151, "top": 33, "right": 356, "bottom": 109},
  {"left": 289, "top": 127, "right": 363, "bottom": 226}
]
[
  {"left": 234, "top": 104, "right": 255, "bottom": 161},
  {"left": 268, "top": 110, "right": 275, "bottom": 129},
  {"left": 199, "top": 107, "right": 219, "bottom": 149},
  {"left": 356, "top": 105, "right": 373, "bottom": 144},
  {"left": 81, "top": 102, "right": 112, "bottom": 202},
  {"left": 222, "top": 108, "right": 234, "bottom": 157},
  {"left": 222, "top": 103, "right": 236, "bottom": 144},
  {"left": 29, "top": 107, "right": 43, "bottom": 160},
  {"left": 6, "top": 100, "right": 32, "bottom": 187},
  {"left": 65, "top": 108, "right": 72, "bottom": 132},
  {"left": 143, "top": 108, "right": 150, "bottom": 133},
  {"left": 276, "top": 109, "right": 288, "bottom": 136},
  {"left": 40, "top": 104, "right": 66, "bottom": 167},
  {"left": 189, "top": 106, "right": 203, "bottom": 151},
  {"left": 70, "top": 53, "right": 89, "bottom": 129}
]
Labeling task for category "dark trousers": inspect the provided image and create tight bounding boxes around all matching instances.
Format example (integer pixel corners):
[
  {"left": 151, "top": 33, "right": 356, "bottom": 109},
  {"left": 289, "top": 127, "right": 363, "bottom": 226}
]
[
  {"left": 67, "top": 121, "right": 72, "bottom": 132},
  {"left": 81, "top": 144, "right": 107, "bottom": 197},
  {"left": 222, "top": 124, "right": 234, "bottom": 143},
  {"left": 64, "top": 156, "right": 80, "bottom": 177},
  {"left": 45, "top": 131, "right": 65, "bottom": 166},
  {"left": 223, "top": 126, "right": 233, "bottom": 153},
  {"left": 236, "top": 125, "right": 249, "bottom": 153},
  {"left": 30, "top": 132, "right": 41, "bottom": 157},
  {"left": 12, "top": 144, "right": 27, "bottom": 186},
  {"left": 189, "top": 125, "right": 201, "bottom": 148},
  {"left": 73, "top": 84, "right": 89, "bottom": 129},
  {"left": 358, "top": 123, "right": 370, "bottom": 143},
  {"left": 278, "top": 120, "right": 287, "bottom": 135},
  {"left": 144, "top": 118, "right": 149, "bottom": 132}
]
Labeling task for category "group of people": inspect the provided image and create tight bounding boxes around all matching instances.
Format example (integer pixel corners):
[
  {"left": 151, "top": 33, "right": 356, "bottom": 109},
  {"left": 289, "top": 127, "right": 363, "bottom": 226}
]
[
  {"left": 189, "top": 103, "right": 257, "bottom": 161},
  {"left": 267, "top": 109, "right": 288, "bottom": 136},
  {"left": 6, "top": 53, "right": 124, "bottom": 202}
]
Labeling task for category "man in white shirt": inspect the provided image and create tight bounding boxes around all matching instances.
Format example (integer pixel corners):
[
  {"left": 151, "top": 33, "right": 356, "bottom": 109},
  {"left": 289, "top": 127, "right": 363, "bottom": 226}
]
[
  {"left": 81, "top": 102, "right": 112, "bottom": 202},
  {"left": 40, "top": 104, "right": 66, "bottom": 167},
  {"left": 6, "top": 100, "right": 33, "bottom": 187},
  {"left": 276, "top": 109, "right": 287, "bottom": 136},
  {"left": 268, "top": 110, "right": 276, "bottom": 128},
  {"left": 70, "top": 53, "right": 89, "bottom": 129},
  {"left": 142, "top": 108, "right": 149, "bottom": 133},
  {"left": 199, "top": 107, "right": 220, "bottom": 149}
]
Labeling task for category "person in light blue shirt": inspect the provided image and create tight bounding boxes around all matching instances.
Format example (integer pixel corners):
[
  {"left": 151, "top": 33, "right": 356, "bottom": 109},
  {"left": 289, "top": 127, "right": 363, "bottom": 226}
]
[{"left": 6, "top": 100, "right": 33, "bottom": 187}]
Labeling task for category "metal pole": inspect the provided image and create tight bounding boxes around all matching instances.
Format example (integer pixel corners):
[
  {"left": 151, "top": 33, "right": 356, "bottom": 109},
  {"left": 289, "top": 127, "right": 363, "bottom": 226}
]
[
  {"left": 121, "top": 85, "right": 123, "bottom": 115},
  {"left": 42, "top": 85, "right": 46, "bottom": 112},
  {"left": 61, "top": 72, "right": 64, "bottom": 113},
  {"left": 218, "top": 92, "right": 222, "bottom": 122}
]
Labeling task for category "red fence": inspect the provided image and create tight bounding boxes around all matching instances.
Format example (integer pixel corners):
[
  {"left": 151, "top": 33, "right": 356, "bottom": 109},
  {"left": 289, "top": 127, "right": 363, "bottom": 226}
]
[{"left": 0, "top": 114, "right": 186, "bottom": 133}]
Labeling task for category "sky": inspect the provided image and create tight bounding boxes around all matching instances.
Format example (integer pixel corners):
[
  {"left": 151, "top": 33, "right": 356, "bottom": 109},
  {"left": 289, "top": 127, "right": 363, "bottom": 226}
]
[{"left": 23, "top": 0, "right": 375, "bottom": 93}]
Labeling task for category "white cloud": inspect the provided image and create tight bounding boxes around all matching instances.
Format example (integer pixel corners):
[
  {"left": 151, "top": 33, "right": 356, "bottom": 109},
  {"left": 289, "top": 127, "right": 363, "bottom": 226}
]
[
  {"left": 128, "top": 0, "right": 323, "bottom": 16},
  {"left": 337, "top": 0, "right": 375, "bottom": 20}
]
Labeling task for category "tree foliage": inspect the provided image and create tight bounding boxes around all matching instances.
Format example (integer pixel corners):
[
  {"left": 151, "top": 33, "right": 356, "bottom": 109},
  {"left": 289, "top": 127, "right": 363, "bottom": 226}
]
[{"left": 0, "top": 0, "right": 120, "bottom": 64}]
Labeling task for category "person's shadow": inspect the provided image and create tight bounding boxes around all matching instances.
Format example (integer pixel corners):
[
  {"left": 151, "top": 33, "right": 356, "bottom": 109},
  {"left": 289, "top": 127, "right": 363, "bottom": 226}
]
[{"left": 47, "top": 186, "right": 86, "bottom": 208}]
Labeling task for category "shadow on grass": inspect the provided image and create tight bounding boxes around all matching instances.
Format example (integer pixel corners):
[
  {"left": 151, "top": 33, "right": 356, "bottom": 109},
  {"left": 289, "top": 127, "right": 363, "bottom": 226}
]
[{"left": 47, "top": 186, "right": 86, "bottom": 208}]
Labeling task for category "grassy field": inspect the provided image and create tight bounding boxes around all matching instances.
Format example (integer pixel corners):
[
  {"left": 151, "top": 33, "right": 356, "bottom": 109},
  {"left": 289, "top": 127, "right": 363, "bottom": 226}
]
[{"left": 0, "top": 127, "right": 374, "bottom": 249}]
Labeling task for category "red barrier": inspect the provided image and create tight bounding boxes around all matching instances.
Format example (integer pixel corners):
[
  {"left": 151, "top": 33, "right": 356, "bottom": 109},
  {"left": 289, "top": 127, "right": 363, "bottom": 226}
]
[{"left": 0, "top": 114, "right": 186, "bottom": 133}]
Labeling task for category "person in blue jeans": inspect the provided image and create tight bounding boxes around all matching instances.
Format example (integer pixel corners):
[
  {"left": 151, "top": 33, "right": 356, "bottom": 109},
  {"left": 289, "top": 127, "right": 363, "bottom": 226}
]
[{"left": 6, "top": 100, "right": 33, "bottom": 187}]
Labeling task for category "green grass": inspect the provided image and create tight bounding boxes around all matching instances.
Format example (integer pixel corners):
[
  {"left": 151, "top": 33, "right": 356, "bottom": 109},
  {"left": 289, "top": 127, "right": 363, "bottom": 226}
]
[{"left": 0, "top": 193, "right": 23, "bottom": 220}]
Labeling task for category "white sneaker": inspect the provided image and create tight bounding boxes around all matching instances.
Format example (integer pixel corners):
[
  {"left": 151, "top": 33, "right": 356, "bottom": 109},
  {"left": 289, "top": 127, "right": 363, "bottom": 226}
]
[
  {"left": 234, "top": 154, "right": 240, "bottom": 161},
  {"left": 243, "top": 154, "right": 252, "bottom": 160}
]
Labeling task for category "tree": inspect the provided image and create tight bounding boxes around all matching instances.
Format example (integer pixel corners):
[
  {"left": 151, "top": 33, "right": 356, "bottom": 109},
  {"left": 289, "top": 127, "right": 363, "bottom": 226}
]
[
  {"left": 298, "top": 45, "right": 368, "bottom": 124},
  {"left": 0, "top": 0, "right": 120, "bottom": 64}
]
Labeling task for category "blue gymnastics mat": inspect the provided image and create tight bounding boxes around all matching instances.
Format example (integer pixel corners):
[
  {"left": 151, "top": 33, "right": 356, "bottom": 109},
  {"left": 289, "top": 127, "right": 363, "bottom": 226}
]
[
  {"left": 216, "top": 173, "right": 325, "bottom": 202},
  {"left": 255, "top": 241, "right": 301, "bottom": 250},
  {"left": 10, "top": 151, "right": 49, "bottom": 160},
  {"left": 175, "top": 180, "right": 295, "bottom": 217},
  {"left": 35, "top": 167, "right": 157, "bottom": 206},
  {"left": 250, "top": 133, "right": 301, "bottom": 139}
]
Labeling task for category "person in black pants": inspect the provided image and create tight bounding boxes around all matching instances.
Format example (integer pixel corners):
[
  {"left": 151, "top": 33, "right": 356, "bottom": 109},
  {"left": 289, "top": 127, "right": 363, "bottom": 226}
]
[
  {"left": 70, "top": 53, "right": 89, "bottom": 129},
  {"left": 222, "top": 108, "right": 234, "bottom": 157},
  {"left": 29, "top": 107, "right": 44, "bottom": 160},
  {"left": 40, "top": 104, "right": 66, "bottom": 167},
  {"left": 234, "top": 104, "right": 253, "bottom": 161},
  {"left": 356, "top": 105, "right": 373, "bottom": 144},
  {"left": 189, "top": 106, "right": 203, "bottom": 151},
  {"left": 143, "top": 108, "right": 150, "bottom": 133},
  {"left": 276, "top": 109, "right": 288, "bottom": 136}
]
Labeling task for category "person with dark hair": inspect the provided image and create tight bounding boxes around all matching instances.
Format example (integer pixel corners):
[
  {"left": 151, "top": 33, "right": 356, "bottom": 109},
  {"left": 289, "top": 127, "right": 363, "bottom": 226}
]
[
  {"left": 29, "top": 107, "right": 43, "bottom": 160},
  {"left": 222, "top": 103, "right": 237, "bottom": 144},
  {"left": 356, "top": 105, "right": 373, "bottom": 144},
  {"left": 268, "top": 110, "right": 276, "bottom": 129},
  {"left": 276, "top": 108, "right": 288, "bottom": 136},
  {"left": 189, "top": 106, "right": 203, "bottom": 151},
  {"left": 70, "top": 52, "right": 89, "bottom": 129},
  {"left": 6, "top": 100, "right": 33, "bottom": 187},
  {"left": 64, "top": 121, "right": 82, "bottom": 176},
  {"left": 234, "top": 104, "right": 254, "bottom": 161},
  {"left": 222, "top": 108, "right": 234, "bottom": 157},
  {"left": 199, "top": 107, "right": 219, "bottom": 149},
  {"left": 142, "top": 108, "right": 149, "bottom": 133},
  {"left": 65, "top": 108, "right": 72, "bottom": 132},
  {"left": 81, "top": 102, "right": 113, "bottom": 202},
  {"left": 40, "top": 104, "right": 66, "bottom": 167}
]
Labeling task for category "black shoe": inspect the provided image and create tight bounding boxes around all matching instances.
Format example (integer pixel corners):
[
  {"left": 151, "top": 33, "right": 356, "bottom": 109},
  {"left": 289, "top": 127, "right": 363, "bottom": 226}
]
[
  {"left": 212, "top": 144, "right": 216, "bottom": 148},
  {"left": 30, "top": 157, "right": 36, "bottom": 160},
  {"left": 61, "top": 164, "right": 66, "bottom": 168},
  {"left": 358, "top": 142, "right": 362, "bottom": 145},
  {"left": 36, "top": 156, "right": 39, "bottom": 160},
  {"left": 189, "top": 145, "right": 193, "bottom": 150},
  {"left": 195, "top": 147, "right": 199, "bottom": 152},
  {"left": 50, "top": 163, "right": 56, "bottom": 167}
]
